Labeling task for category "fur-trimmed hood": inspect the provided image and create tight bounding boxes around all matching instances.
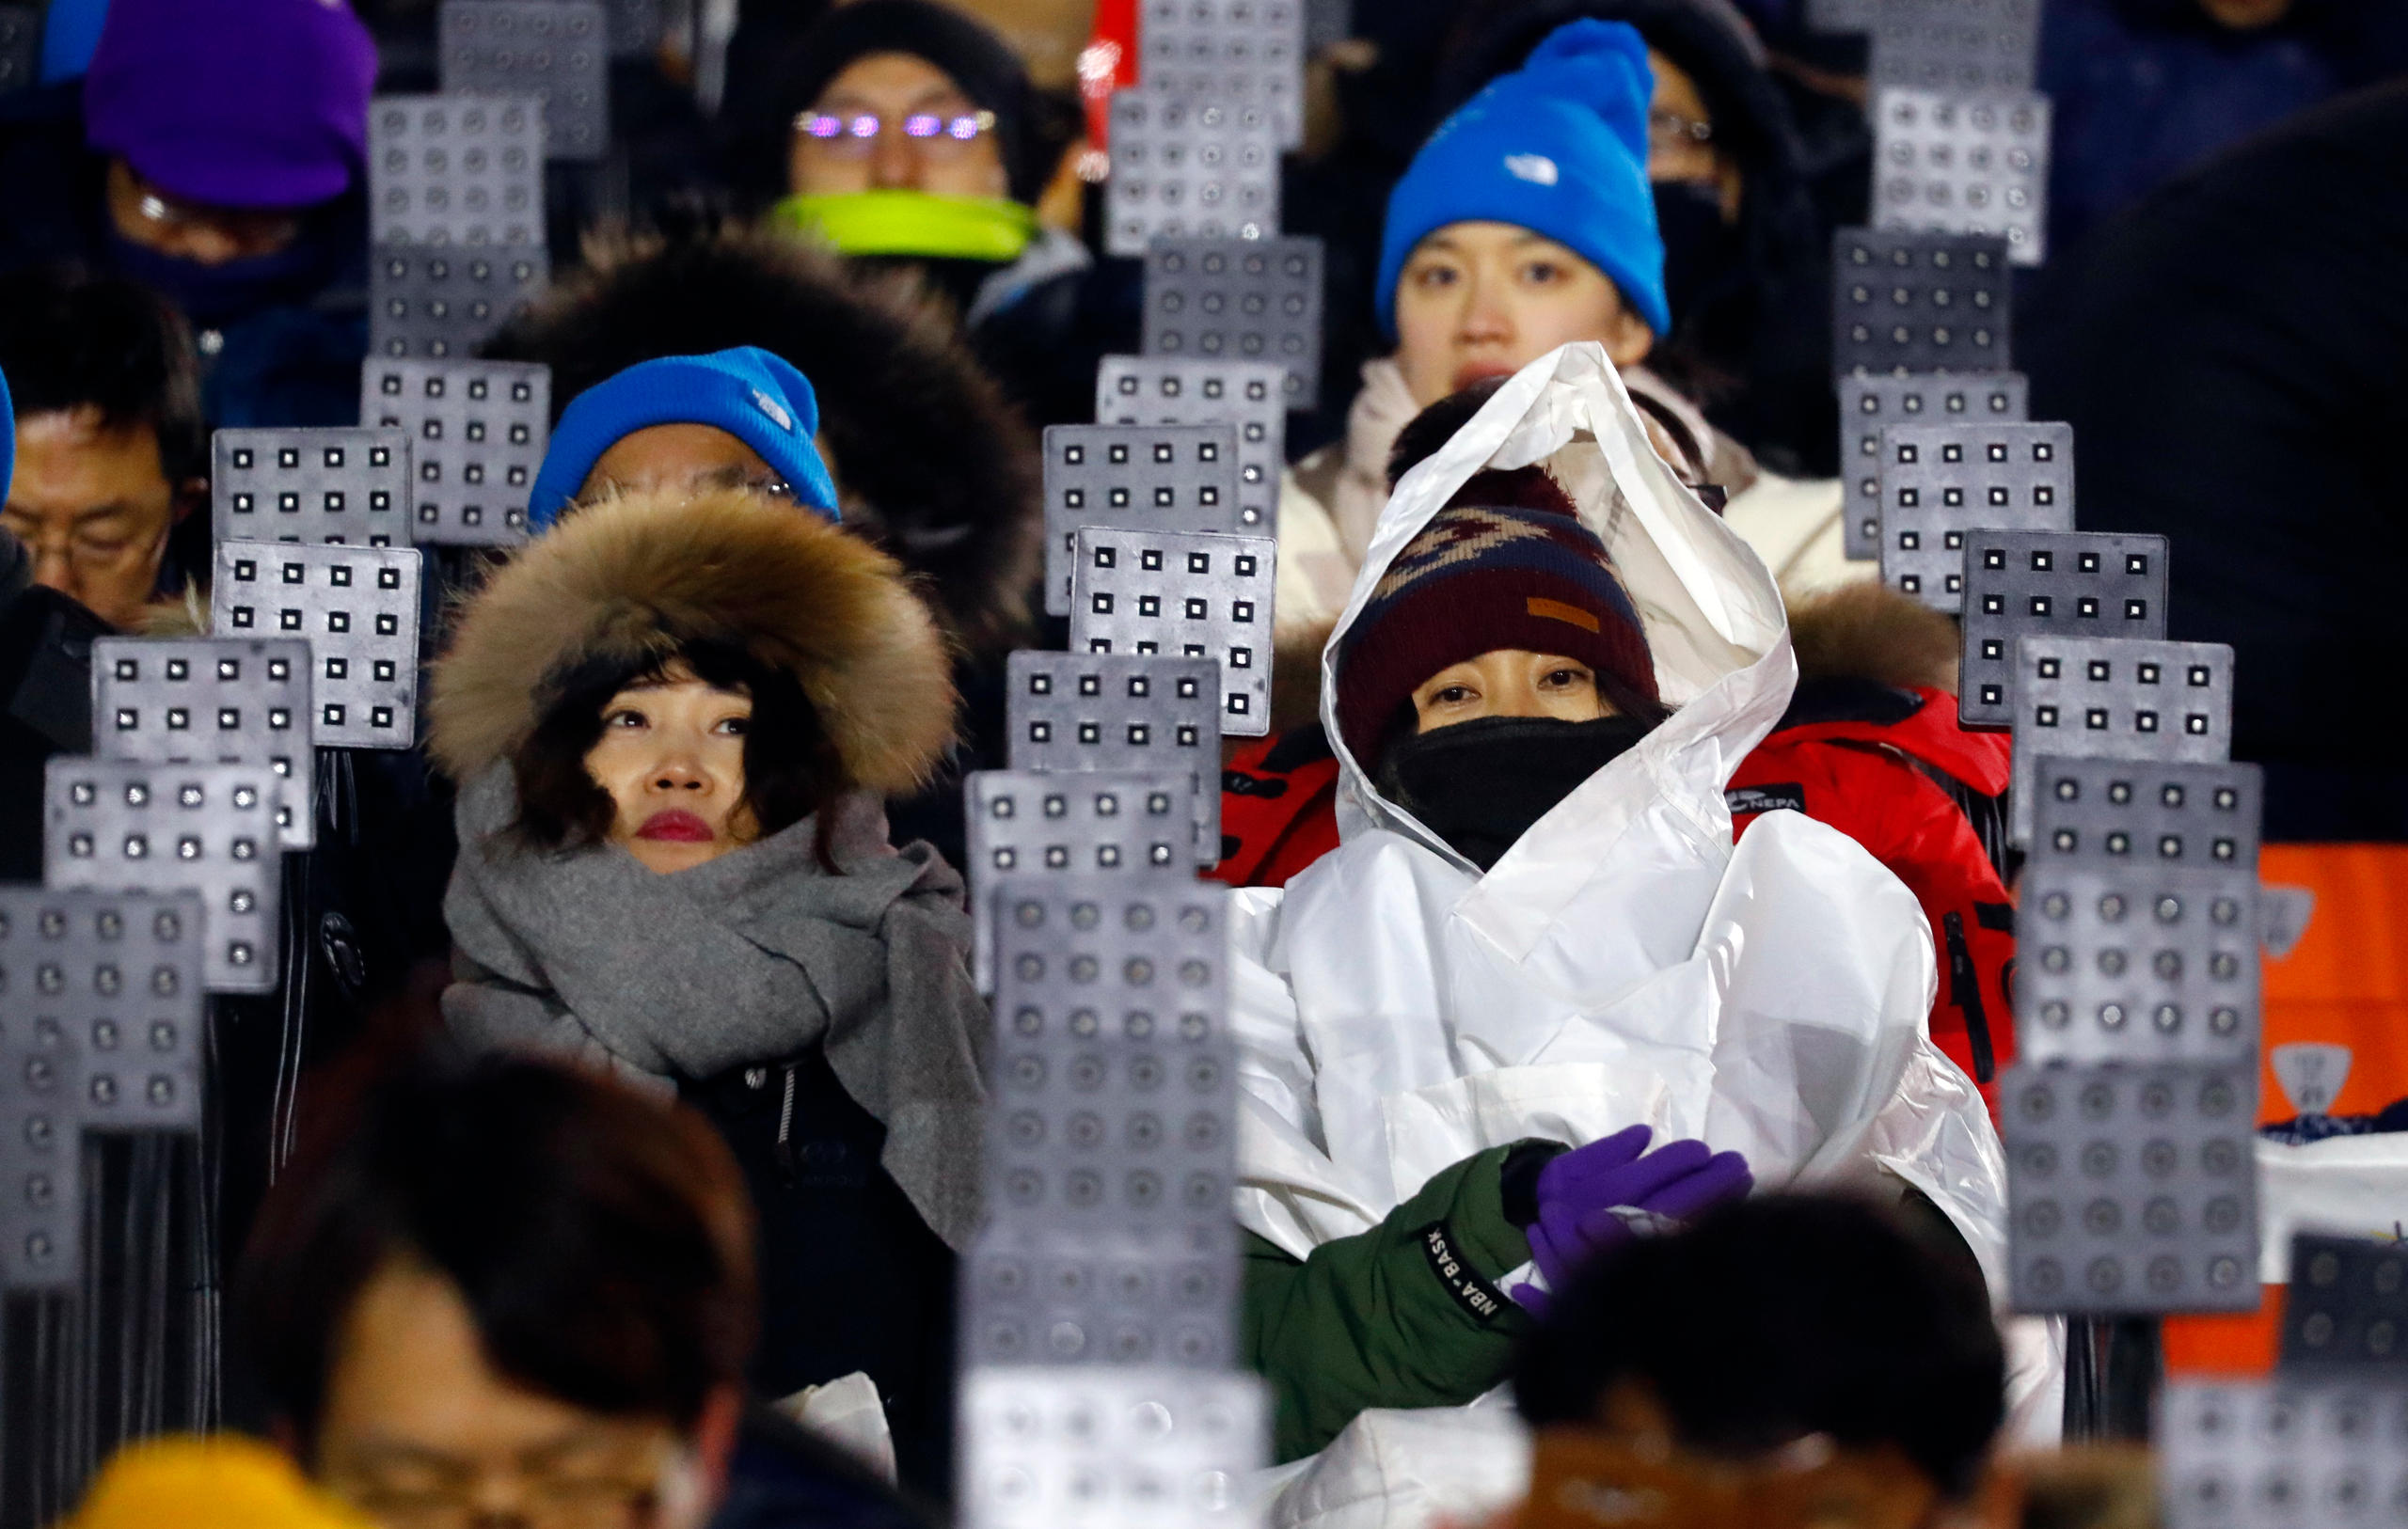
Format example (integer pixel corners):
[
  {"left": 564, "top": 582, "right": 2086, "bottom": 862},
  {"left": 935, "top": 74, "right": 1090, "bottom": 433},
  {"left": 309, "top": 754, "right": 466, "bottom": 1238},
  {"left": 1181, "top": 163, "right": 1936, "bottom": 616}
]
[
  {"left": 483, "top": 220, "right": 1042, "bottom": 654},
  {"left": 427, "top": 485, "right": 957, "bottom": 794}
]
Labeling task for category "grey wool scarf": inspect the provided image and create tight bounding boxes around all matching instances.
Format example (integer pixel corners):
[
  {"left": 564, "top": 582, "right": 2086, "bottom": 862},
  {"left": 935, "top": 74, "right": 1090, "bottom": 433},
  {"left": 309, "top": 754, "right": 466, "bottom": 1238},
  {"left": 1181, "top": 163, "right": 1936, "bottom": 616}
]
[{"left": 441, "top": 765, "right": 989, "bottom": 1250}]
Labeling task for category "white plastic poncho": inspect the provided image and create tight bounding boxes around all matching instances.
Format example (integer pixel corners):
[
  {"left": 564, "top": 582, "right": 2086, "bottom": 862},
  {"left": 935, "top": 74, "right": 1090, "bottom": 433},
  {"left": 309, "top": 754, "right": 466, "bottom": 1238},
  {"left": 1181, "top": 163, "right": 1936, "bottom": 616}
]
[{"left": 1229, "top": 348, "right": 2057, "bottom": 1527}]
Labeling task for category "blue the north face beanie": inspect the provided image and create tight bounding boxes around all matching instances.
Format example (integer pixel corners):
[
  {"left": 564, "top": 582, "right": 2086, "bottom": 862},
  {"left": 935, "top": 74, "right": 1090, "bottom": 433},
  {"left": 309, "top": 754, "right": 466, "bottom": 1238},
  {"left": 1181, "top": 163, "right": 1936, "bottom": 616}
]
[
  {"left": 529, "top": 346, "right": 840, "bottom": 529},
  {"left": 0, "top": 363, "right": 14, "bottom": 505},
  {"left": 1374, "top": 20, "right": 1670, "bottom": 340}
]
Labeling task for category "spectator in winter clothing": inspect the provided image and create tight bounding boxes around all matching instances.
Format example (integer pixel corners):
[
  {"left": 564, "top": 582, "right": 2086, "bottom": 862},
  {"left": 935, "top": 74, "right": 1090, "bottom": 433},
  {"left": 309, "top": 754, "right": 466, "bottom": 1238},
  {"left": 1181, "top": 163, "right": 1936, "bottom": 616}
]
[
  {"left": 2025, "top": 82, "right": 2408, "bottom": 840},
  {"left": 0, "top": 263, "right": 209, "bottom": 630},
  {"left": 235, "top": 1046, "right": 931, "bottom": 1529},
  {"left": 1278, "top": 20, "right": 1853, "bottom": 634},
  {"left": 1230, "top": 389, "right": 2012, "bottom": 1096},
  {"left": 0, "top": 0, "right": 376, "bottom": 430},
  {"left": 0, "top": 364, "right": 109, "bottom": 885},
  {"left": 1233, "top": 347, "right": 2047, "bottom": 1527},
  {"left": 486, "top": 242, "right": 1046, "bottom": 866},
  {"left": 428, "top": 482, "right": 988, "bottom": 1496},
  {"left": 739, "top": 0, "right": 1135, "bottom": 428},
  {"left": 1509, "top": 1194, "right": 2017, "bottom": 1529},
  {"left": 1436, "top": 0, "right": 1838, "bottom": 476}
]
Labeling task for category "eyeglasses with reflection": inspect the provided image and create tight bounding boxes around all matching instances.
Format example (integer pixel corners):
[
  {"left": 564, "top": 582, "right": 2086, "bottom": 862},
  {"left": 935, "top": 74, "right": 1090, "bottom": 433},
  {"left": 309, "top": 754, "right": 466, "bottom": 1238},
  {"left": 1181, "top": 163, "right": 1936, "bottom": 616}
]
[{"left": 792, "top": 108, "right": 999, "bottom": 155}]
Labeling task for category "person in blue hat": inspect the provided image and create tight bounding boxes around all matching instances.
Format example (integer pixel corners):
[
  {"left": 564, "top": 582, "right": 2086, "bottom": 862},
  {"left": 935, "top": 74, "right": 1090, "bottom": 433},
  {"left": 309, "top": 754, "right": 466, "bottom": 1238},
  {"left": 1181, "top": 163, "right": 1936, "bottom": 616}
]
[
  {"left": 1278, "top": 20, "right": 1746, "bottom": 627},
  {"left": 529, "top": 347, "right": 842, "bottom": 530}
]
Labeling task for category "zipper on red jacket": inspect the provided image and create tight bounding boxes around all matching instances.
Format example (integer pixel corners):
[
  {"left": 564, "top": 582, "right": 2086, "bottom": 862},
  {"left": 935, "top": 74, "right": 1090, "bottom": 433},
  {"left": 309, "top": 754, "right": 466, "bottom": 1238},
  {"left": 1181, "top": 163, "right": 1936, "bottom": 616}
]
[{"left": 1941, "top": 909, "right": 1995, "bottom": 1083}]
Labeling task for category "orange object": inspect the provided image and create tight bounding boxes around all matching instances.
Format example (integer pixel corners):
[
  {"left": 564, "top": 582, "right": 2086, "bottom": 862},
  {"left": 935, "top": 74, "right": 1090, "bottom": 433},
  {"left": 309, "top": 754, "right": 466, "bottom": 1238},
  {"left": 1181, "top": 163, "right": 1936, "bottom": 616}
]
[{"left": 2162, "top": 844, "right": 2408, "bottom": 1376}]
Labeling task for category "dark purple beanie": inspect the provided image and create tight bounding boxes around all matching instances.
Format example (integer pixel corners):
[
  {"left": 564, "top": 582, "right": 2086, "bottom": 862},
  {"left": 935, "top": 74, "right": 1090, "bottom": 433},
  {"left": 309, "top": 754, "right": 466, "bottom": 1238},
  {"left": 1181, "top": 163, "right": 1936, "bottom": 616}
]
[{"left": 85, "top": 0, "right": 378, "bottom": 210}]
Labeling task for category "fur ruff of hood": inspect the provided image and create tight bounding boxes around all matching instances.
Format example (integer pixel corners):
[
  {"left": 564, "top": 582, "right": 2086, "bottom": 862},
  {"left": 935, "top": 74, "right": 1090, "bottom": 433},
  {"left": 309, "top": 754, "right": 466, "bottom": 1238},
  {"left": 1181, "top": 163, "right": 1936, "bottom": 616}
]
[
  {"left": 483, "top": 220, "right": 1042, "bottom": 654},
  {"left": 1785, "top": 579, "right": 1961, "bottom": 695},
  {"left": 427, "top": 485, "right": 958, "bottom": 794}
]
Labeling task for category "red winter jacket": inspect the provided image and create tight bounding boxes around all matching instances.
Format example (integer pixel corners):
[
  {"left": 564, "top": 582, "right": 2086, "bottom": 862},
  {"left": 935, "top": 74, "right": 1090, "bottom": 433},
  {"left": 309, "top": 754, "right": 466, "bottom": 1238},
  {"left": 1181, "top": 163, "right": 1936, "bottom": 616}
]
[
  {"left": 1724, "top": 679, "right": 2016, "bottom": 1096},
  {"left": 1213, "top": 683, "right": 2015, "bottom": 1096}
]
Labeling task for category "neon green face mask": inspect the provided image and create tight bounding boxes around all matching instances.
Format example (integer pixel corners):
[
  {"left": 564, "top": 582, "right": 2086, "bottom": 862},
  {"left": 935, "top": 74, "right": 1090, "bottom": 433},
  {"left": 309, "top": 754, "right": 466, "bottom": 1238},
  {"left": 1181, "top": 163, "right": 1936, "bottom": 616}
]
[{"left": 772, "top": 191, "right": 1038, "bottom": 262}]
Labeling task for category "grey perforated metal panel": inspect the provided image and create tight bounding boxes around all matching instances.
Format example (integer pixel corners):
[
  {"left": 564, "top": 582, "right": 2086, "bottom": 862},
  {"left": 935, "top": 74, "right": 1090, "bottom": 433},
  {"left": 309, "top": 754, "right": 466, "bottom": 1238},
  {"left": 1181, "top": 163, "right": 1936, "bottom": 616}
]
[
  {"left": 359, "top": 357, "right": 549, "bottom": 545},
  {"left": 1041, "top": 425, "right": 1244, "bottom": 617},
  {"left": 437, "top": 0, "right": 608, "bottom": 160},
  {"left": 2282, "top": 1236, "right": 2408, "bottom": 1376},
  {"left": 2017, "top": 865, "right": 2258, "bottom": 1064},
  {"left": 1138, "top": 0, "right": 1305, "bottom": 149},
  {"left": 1004, "top": 652, "right": 1222, "bottom": 863},
  {"left": 2006, "top": 638, "right": 2236, "bottom": 845},
  {"left": 211, "top": 543, "right": 424, "bottom": 750},
  {"left": 1143, "top": 238, "right": 1323, "bottom": 406},
  {"left": 1805, "top": 0, "right": 1877, "bottom": 25},
  {"left": 0, "top": 7, "right": 39, "bottom": 98},
  {"left": 1867, "top": 0, "right": 2040, "bottom": 91},
  {"left": 1830, "top": 229, "right": 2012, "bottom": 378},
  {"left": 1836, "top": 371, "right": 2025, "bottom": 561},
  {"left": 93, "top": 638, "right": 316, "bottom": 852},
  {"left": 1095, "top": 358, "right": 1287, "bottom": 540},
  {"left": 2001, "top": 1059, "right": 2258, "bottom": 1315},
  {"left": 1873, "top": 87, "right": 2052, "bottom": 266},
  {"left": 0, "top": 1025, "right": 82, "bottom": 1291},
  {"left": 968, "top": 873, "right": 1238, "bottom": 1370},
  {"left": 371, "top": 242, "right": 550, "bottom": 361},
  {"left": 1106, "top": 93, "right": 1279, "bottom": 259},
  {"left": 368, "top": 93, "right": 546, "bottom": 246},
  {"left": 44, "top": 761, "right": 283, "bottom": 995},
  {"left": 1876, "top": 421, "right": 2073, "bottom": 611},
  {"left": 2158, "top": 1380, "right": 2408, "bottom": 1529},
  {"left": 214, "top": 429, "right": 412, "bottom": 548},
  {"left": 958, "top": 1368, "right": 1268, "bottom": 1529},
  {"left": 0, "top": 889, "right": 208, "bottom": 1135},
  {"left": 1959, "top": 531, "right": 2166, "bottom": 725},
  {"left": 965, "top": 772, "right": 1205, "bottom": 991},
  {"left": 1069, "top": 528, "right": 1275, "bottom": 738},
  {"left": 2027, "top": 757, "right": 2263, "bottom": 876}
]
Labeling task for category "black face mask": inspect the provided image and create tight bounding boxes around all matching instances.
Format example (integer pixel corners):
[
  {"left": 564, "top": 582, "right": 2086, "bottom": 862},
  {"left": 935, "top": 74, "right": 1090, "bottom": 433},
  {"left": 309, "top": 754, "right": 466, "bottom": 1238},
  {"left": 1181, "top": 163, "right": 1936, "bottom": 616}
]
[
  {"left": 1652, "top": 179, "right": 1744, "bottom": 326},
  {"left": 1374, "top": 714, "right": 1657, "bottom": 872}
]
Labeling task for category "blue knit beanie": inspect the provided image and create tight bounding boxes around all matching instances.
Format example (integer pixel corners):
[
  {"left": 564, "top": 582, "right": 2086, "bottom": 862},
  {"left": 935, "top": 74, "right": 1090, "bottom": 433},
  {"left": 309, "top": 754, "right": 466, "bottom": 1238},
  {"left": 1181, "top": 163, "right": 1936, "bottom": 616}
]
[
  {"left": 1374, "top": 20, "right": 1670, "bottom": 339},
  {"left": 528, "top": 347, "right": 840, "bottom": 529},
  {"left": 0, "top": 364, "right": 14, "bottom": 505}
]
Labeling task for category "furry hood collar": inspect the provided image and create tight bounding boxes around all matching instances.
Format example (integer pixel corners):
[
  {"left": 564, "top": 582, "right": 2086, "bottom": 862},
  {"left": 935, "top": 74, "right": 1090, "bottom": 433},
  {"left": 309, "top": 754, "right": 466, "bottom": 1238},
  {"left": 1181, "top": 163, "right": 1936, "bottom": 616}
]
[
  {"left": 428, "top": 485, "right": 958, "bottom": 794},
  {"left": 483, "top": 222, "right": 1041, "bottom": 654}
]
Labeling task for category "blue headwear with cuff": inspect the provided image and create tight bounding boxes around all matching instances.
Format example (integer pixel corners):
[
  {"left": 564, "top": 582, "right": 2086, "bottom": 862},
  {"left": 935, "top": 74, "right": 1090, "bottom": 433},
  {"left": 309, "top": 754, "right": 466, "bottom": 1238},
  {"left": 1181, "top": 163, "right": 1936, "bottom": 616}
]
[
  {"left": 1374, "top": 19, "right": 1670, "bottom": 340},
  {"left": 528, "top": 347, "right": 840, "bottom": 530},
  {"left": 0, "top": 364, "right": 14, "bottom": 504}
]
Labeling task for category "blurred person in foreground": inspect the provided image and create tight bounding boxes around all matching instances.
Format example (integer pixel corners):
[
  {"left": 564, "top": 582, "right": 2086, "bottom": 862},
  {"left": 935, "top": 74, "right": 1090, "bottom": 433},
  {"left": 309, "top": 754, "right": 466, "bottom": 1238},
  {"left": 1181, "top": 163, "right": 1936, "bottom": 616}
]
[
  {"left": 235, "top": 1046, "right": 930, "bottom": 1529},
  {"left": 0, "top": 0, "right": 376, "bottom": 429},
  {"left": 737, "top": 0, "right": 1133, "bottom": 427},
  {"left": 1506, "top": 1194, "right": 2018, "bottom": 1529},
  {"left": 0, "top": 263, "right": 209, "bottom": 631},
  {"left": 1276, "top": 20, "right": 1850, "bottom": 637}
]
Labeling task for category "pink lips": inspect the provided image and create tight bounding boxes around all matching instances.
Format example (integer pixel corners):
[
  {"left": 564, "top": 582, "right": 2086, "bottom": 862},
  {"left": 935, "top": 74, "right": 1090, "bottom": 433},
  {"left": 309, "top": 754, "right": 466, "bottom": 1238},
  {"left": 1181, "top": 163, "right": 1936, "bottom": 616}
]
[
  {"left": 635, "top": 809, "right": 715, "bottom": 843},
  {"left": 1451, "top": 361, "right": 1513, "bottom": 393}
]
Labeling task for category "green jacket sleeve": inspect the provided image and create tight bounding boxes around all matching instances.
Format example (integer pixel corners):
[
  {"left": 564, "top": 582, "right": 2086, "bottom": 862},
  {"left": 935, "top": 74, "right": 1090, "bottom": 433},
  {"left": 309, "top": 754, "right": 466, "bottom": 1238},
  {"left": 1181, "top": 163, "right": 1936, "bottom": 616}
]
[{"left": 1241, "top": 1143, "right": 1546, "bottom": 1463}]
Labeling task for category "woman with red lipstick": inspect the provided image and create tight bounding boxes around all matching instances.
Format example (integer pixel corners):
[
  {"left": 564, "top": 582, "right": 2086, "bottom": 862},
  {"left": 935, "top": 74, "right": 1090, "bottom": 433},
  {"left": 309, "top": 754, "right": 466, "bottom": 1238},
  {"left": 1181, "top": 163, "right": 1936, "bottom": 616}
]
[{"left": 426, "top": 481, "right": 986, "bottom": 1494}]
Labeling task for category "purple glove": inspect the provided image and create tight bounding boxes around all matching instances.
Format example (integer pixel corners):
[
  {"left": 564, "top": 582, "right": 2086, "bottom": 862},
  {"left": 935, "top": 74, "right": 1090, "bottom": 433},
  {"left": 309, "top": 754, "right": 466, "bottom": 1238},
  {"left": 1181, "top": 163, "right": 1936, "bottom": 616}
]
[{"left": 1509, "top": 1126, "right": 1752, "bottom": 1314}]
